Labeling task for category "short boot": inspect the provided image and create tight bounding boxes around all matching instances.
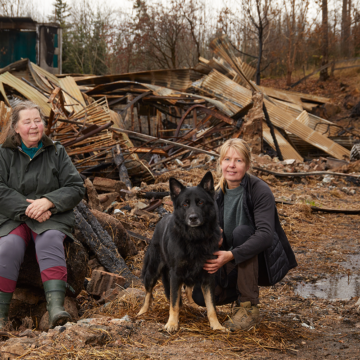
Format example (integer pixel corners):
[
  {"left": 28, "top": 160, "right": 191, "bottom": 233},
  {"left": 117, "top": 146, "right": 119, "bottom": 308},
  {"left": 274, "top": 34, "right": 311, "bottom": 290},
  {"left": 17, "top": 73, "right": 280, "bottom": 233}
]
[
  {"left": 0, "top": 292, "right": 13, "bottom": 330},
  {"left": 223, "top": 301, "right": 260, "bottom": 331},
  {"left": 43, "top": 280, "right": 71, "bottom": 329}
]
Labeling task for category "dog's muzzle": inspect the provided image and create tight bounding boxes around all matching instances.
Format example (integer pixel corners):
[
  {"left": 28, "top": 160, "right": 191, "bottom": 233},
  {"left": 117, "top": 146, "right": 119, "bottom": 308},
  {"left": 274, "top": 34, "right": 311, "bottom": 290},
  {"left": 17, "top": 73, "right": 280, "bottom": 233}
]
[{"left": 187, "top": 214, "right": 202, "bottom": 227}]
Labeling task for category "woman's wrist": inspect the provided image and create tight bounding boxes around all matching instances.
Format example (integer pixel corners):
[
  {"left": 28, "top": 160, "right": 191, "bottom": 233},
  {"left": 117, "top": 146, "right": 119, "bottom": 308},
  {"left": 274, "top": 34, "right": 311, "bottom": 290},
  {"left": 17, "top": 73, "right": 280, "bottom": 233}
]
[{"left": 227, "top": 251, "right": 234, "bottom": 262}]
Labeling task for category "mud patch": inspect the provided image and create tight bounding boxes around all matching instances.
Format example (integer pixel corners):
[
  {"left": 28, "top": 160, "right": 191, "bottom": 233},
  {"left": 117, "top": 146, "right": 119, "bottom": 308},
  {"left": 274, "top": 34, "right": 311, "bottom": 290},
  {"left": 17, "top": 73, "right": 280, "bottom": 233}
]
[{"left": 295, "top": 254, "right": 360, "bottom": 300}]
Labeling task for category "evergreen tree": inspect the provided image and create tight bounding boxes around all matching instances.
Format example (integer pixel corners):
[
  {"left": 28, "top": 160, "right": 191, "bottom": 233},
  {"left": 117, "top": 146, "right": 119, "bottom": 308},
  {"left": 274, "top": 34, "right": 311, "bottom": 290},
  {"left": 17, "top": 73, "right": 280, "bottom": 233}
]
[
  {"left": 54, "top": 0, "right": 71, "bottom": 26},
  {"left": 52, "top": 0, "right": 72, "bottom": 74}
]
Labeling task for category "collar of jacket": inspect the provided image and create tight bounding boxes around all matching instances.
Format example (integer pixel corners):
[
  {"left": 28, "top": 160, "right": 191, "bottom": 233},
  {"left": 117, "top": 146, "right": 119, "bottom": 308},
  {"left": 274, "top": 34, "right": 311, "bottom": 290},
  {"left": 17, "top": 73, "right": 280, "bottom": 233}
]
[
  {"left": 216, "top": 172, "right": 250, "bottom": 201},
  {"left": 2, "top": 134, "right": 54, "bottom": 150}
]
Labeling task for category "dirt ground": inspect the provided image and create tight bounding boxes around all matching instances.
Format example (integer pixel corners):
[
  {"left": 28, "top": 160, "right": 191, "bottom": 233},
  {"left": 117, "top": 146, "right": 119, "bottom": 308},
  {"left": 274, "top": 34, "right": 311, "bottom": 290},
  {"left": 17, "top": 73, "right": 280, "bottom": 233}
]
[
  {"left": 4, "top": 159, "right": 357, "bottom": 360},
  {"left": 1, "top": 73, "right": 360, "bottom": 359}
]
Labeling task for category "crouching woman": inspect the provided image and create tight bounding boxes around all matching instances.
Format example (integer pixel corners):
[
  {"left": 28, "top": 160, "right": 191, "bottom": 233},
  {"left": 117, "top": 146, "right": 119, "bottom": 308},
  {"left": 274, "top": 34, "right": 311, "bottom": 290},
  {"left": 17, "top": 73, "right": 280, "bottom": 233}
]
[
  {"left": 192, "top": 138, "right": 297, "bottom": 331},
  {"left": 0, "top": 101, "right": 85, "bottom": 329}
]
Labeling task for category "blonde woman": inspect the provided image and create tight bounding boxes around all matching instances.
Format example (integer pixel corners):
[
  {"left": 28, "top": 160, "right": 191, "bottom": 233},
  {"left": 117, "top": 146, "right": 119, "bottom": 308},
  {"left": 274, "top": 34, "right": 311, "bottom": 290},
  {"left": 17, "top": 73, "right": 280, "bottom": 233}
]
[{"left": 192, "top": 139, "right": 297, "bottom": 330}]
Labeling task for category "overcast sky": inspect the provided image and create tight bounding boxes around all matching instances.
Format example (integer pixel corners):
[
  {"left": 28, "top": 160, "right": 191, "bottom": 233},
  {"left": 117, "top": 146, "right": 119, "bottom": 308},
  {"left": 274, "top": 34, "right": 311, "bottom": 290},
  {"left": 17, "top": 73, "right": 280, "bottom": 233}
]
[
  {"left": 33, "top": 0, "right": 236, "bottom": 20},
  {"left": 32, "top": 0, "right": 324, "bottom": 23}
]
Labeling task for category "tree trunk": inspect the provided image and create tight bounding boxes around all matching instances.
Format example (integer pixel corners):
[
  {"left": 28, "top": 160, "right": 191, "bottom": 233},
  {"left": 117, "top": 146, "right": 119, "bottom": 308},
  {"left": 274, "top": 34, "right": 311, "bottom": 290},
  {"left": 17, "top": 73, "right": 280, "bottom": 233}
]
[
  {"left": 256, "top": 30, "right": 263, "bottom": 85},
  {"left": 342, "top": 0, "right": 349, "bottom": 57},
  {"left": 320, "top": 0, "right": 329, "bottom": 81}
]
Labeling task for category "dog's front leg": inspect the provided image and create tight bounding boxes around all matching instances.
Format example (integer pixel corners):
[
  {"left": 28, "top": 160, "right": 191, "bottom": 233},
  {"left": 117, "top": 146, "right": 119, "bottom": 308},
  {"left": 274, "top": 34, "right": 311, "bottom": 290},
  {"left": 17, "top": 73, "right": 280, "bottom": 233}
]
[
  {"left": 201, "top": 285, "right": 226, "bottom": 331},
  {"left": 165, "top": 277, "right": 182, "bottom": 332}
]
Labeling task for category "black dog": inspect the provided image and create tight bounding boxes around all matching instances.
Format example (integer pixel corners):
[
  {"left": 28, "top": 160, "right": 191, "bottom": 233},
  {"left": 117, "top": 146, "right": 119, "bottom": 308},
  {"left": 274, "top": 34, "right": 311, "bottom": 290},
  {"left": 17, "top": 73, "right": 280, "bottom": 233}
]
[{"left": 138, "top": 171, "right": 225, "bottom": 332}]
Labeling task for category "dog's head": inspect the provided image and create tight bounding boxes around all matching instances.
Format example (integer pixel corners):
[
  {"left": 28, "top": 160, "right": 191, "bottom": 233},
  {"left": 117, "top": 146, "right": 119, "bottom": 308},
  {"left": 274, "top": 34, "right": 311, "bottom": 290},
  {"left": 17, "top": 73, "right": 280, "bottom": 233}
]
[{"left": 169, "top": 171, "right": 216, "bottom": 228}]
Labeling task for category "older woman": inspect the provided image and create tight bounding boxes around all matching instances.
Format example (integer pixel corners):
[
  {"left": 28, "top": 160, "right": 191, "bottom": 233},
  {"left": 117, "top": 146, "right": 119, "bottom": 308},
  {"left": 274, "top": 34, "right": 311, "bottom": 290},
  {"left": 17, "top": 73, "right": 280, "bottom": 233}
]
[
  {"left": 0, "top": 101, "right": 85, "bottom": 329},
  {"left": 192, "top": 138, "right": 297, "bottom": 331}
]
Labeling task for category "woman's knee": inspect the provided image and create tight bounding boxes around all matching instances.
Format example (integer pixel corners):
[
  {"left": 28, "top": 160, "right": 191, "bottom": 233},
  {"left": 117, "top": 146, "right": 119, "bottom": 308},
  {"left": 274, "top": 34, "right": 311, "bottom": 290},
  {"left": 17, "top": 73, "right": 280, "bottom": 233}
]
[
  {"left": 0, "top": 235, "right": 26, "bottom": 262},
  {"left": 232, "top": 225, "right": 254, "bottom": 247},
  {"left": 34, "top": 230, "right": 67, "bottom": 269}
]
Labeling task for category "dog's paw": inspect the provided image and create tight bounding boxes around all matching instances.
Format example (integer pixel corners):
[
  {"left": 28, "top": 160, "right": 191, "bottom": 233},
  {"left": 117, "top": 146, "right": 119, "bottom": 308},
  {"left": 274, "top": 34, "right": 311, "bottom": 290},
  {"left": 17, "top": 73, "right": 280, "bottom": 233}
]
[
  {"left": 210, "top": 323, "right": 228, "bottom": 332},
  {"left": 137, "top": 307, "right": 147, "bottom": 316},
  {"left": 164, "top": 321, "right": 179, "bottom": 332},
  {"left": 187, "top": 301, "right": 200, "bottom": 310}
]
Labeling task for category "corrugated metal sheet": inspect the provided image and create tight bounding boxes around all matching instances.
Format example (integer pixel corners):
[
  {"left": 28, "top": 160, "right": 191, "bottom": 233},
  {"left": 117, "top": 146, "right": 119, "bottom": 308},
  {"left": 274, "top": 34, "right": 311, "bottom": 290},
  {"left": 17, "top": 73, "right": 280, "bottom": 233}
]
[
  {"left": 265, "top": 100, "right": 349, "bottom": 160},
  {"left": 75, "top": 69, "right": 203, "bottom": 92},
  {"left": 260, "top": 86, "right": 304, "bottom": 107},
  {"left": 30, "top": 62, "right": 60, "bottom": 88},
  {"left": 0, "top": 72, "right": 52, "bottom": 116},
  {"left": 209, "top": 35, "right": 255, "bottom": 90},
  {"left": 275, "top": 102, "right": 339, "bottom": 136},
  {"left": 260, "top": 86, "right": 330, "bottom": 106},
  {"left": 263, "top": 122, "right": 303, "bottom": 161},
  {"left": 0, "top": 101, "right": 12, "bottom": 130},
  {"left": 59, "top": 76, "right": 85, "bottom": 113},
  {"left": 194, "top": 69, "right": 350, "bottom": 160},
  {"left": 0, "top": 81, "right": 10, "bottom": 107}
]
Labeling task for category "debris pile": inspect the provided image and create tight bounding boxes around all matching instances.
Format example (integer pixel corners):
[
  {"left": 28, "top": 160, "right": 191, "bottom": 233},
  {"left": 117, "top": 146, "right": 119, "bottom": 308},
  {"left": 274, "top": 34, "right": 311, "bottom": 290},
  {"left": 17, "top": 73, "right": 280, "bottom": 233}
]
[{"left": 0, "top": 35, "right": 360, "bottom": 359}]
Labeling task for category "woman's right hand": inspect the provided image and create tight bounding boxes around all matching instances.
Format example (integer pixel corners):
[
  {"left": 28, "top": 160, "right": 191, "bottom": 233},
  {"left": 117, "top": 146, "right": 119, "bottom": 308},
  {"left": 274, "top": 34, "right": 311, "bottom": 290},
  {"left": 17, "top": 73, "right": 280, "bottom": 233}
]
[{"left": 36, "top": 210, "right": 51, "bottom": 223}]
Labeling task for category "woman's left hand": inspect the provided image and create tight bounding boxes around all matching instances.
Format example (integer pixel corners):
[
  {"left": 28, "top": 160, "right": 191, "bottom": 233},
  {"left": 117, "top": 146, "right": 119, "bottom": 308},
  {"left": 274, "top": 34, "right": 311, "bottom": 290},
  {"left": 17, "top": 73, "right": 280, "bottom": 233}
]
[
  {"left": 203, "top": 251, "right": 234, "bottom": 274},
  {"left": 26, "top": 198, "right": 54, "bottom": 220}
]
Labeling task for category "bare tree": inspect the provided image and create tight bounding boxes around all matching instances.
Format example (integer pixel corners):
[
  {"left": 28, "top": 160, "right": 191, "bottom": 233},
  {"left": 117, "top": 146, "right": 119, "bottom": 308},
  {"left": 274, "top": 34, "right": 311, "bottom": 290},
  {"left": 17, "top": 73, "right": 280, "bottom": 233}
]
[
  {"left": 242, "top": 0, "right": 279, "bottom": 85},
  {"left": 320, "top": 0, "right": 329, "bottom": 81},
  {"left": 0, "top": 0, "right": 34, "bottom": 17},
  {"left": 283, "top": 0, "right": 310, "bottom": 86}
]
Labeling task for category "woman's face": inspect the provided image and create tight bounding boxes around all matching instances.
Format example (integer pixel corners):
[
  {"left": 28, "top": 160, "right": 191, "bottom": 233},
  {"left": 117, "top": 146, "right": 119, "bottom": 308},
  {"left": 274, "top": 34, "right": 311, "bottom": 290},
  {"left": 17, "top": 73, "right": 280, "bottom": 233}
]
[
  {"left": 221, "top": 147, "right": 249, "bottom": 189},
  {"left": 15, "top": 108, "right": 44, "bottom": 148}
]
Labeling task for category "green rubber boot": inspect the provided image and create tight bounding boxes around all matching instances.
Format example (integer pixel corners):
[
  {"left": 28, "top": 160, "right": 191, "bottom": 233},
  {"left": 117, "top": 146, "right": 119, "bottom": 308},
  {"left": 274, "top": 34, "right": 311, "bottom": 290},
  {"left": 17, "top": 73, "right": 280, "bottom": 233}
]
[
  {"left": 43, "top": 280, "right": 71, "bottom": 329},
  {"left": 0, "top": 292, "right": 13, "bottom": 330}
]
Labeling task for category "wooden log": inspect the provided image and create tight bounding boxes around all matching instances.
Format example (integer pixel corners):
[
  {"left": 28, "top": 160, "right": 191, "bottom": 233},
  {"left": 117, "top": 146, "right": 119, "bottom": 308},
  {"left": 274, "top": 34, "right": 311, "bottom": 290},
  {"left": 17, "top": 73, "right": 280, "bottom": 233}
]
[
  {"left": 84, "top": 178, "right": 103, "bottom": 211},
  {"left": 90, "top": 209, "right": 138, "bottom": 258},
  {"left": 98, "top": 192, "right": 120, "bottom": 209},
  {"left": 139, "top": 191, "right": 170, "bottom": 199},
  {"left": 74, "top": 203, "right": 139, "bottom": 286},
  {"left": 112, "top": 145, "right": 132, "bottom": 189},
  {"left": 93, "top": 177, "right": 128, "bottom": 193}
]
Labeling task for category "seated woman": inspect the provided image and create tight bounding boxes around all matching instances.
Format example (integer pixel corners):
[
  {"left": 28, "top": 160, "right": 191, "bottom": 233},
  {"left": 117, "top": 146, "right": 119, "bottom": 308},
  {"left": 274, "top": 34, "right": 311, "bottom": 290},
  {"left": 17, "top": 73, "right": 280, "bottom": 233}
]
[
  {"left": 192, "top": 138, "right": 297, "bottom": 330},
  {"left": 0, "top": 101, "right": 85, "bottom": 329}
]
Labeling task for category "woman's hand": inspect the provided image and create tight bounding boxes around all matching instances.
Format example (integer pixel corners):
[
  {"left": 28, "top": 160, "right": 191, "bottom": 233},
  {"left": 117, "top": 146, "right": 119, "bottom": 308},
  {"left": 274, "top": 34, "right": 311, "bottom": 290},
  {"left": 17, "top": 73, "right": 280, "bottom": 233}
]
[
  {"left": 203, "top": 251, "right": 234, "bottom": 274},
  {"left": 26, "top": 198, "right": 54, "bottom": 220},
  {"left": 36, "top": 210, "right": 52, "bottom": 223}
]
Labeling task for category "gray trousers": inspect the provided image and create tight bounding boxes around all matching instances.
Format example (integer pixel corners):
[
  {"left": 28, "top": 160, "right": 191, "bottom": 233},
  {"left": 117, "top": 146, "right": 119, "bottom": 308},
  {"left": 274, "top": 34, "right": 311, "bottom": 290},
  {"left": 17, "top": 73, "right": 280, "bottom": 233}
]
[{"left": 0, "top": 224, "right": 67, "bottom": 292}]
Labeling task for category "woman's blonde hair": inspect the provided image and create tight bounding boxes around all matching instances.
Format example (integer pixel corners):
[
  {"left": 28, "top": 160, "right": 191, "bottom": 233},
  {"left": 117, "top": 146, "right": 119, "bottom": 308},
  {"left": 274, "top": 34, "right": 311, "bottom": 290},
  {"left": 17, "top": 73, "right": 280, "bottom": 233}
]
[
  {"left": 217, "top": 138, "right": 251, "bottom": 193},
  {"left": 0, "top": 101, "right": 45, "bottom": 145}
]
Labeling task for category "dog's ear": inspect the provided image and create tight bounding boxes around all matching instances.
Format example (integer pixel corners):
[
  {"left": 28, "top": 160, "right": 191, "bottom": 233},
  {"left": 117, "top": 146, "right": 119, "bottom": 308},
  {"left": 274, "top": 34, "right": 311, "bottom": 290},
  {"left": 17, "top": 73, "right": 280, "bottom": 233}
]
[
  {"left": 169, "top": 178, "right": 185, "bottom": 200},
  {"left": 198, "top": 171, "right": 214, "bottom": 196}
]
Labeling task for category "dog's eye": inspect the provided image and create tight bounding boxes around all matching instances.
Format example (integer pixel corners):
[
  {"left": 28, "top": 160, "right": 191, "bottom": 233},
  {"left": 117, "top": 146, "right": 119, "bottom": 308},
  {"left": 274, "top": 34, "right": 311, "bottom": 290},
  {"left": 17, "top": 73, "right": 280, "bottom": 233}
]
[
  {"left": 198, "top": 200, "right": 204, "bottom": 205},
  {"left": 183, "top": 201, "right": 189, "bottom": 207}
]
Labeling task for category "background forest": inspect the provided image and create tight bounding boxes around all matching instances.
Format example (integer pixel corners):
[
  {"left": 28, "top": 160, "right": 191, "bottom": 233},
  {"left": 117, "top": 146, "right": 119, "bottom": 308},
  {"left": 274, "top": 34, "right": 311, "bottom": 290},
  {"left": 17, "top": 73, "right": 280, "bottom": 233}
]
[{"left": 1, "top": 0, "right": 360, "bottom": 85}]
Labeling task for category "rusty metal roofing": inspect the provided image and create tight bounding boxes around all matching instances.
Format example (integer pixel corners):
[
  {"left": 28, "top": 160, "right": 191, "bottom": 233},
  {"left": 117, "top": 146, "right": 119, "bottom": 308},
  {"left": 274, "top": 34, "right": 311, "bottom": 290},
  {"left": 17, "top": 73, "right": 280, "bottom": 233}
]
[
  {"left": 263, "top": 122, "right": 303, "bottom": 161},
  {"left": 75, "top": 69, "right": 203, "bottom": 92},
  {"left": 30, "top": 62, "right": 60, "bottom": 89},
  {"left": 0, "top": 72, "right": 52, "bottom": 116},
  {"left": 194, "top": 69, "right": 350, "bottom": 160},
  {"left": 0, "top": 101, "right": 12, "bottom": 130},
  {"left": 59, "top": 76, "right": 86, "bottom": 113}
]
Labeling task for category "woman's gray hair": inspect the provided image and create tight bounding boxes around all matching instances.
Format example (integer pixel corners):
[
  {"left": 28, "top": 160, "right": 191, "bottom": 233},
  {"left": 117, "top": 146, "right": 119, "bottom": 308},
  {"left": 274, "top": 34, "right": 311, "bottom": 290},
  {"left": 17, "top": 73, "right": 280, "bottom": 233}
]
[{"left": 0, "top": 101, "right": 45, "bottom": 145}]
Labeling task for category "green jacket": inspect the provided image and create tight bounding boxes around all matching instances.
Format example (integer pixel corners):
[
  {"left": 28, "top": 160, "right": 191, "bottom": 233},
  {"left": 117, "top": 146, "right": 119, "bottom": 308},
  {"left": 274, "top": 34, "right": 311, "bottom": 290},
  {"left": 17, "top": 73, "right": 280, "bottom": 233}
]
[{"left": 0, "top": 134, "right": 85, "bottom": 239}]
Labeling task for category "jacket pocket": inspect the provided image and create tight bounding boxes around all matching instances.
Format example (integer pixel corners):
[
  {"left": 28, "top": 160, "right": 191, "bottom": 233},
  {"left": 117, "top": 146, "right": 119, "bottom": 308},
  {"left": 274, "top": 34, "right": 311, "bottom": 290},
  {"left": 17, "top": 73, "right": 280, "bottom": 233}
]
[{"left": 264, "top": 232, "right": 290, "bottom": 285}]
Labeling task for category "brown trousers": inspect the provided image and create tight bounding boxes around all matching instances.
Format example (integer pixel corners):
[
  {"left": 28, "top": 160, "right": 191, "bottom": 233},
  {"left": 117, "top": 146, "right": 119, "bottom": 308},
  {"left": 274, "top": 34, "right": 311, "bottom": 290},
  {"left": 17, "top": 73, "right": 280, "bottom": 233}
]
[
  {"left": 192, "top": 255, "right": 259, "bottom": 307},
  {"left": 215, "top": 255, "right": 259, "bottom": 305}
]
